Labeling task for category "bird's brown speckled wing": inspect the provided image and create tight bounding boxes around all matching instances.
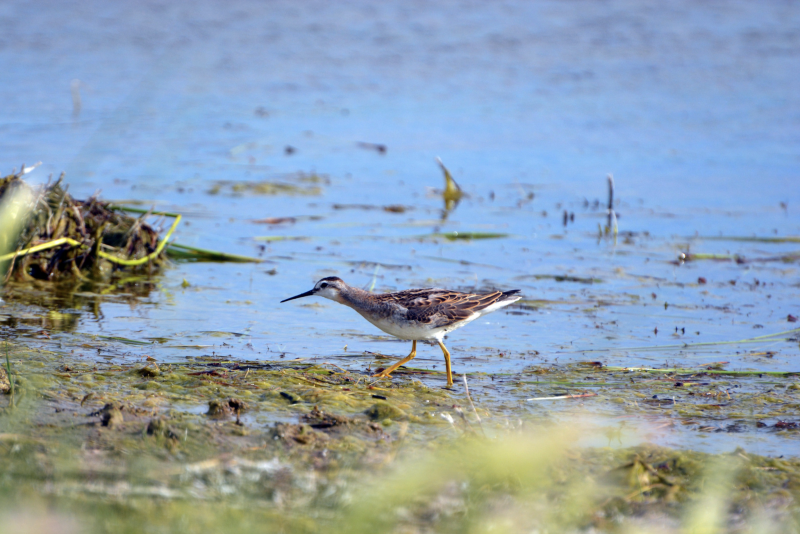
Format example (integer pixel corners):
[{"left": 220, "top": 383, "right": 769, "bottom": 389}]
[{"left": 377, "top": 288, "right": 520, "bottom": 327}]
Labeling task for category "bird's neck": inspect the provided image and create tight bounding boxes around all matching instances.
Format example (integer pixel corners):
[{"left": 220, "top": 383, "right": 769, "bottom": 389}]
[{"left": 338, "top": 285, "right": 373, "bottom": 308}]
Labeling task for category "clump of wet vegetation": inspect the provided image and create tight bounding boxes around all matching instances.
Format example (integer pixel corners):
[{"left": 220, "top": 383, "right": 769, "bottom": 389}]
[
  {"left": 0, "top": 167, "right": 264, "bottom": 312},
  {"left": 0, "top": 167, "right": 175, "bottom": 283},
  {"left": 0, "top": 337, "right": 799, "bottom": 532}
]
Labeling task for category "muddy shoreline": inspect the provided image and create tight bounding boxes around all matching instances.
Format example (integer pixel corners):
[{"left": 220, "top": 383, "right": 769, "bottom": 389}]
[{"left": 1, "top": 333, "right": 799, "bottom": 532}]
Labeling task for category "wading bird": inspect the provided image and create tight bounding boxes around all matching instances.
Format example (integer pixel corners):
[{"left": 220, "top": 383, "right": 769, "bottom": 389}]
[{"left": 281, "top": 277, "right": 521, "bottom": 387}]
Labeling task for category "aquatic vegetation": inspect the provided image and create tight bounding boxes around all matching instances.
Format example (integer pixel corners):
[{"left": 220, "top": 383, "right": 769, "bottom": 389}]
[
  {"left": 166, "top": 242, "right": 263, "bottom": 263},
  {"left": 436, "top": 157, "right": 464, "bottom": 214},
  {"left": 0, "top": 170, "right": 174, "bottom": 281},
  {"left": 209, "top": 172, "right": 327, "bottom": 196},
  {"left": 424, "top": 231, "right": 510, "bottom": 241}
]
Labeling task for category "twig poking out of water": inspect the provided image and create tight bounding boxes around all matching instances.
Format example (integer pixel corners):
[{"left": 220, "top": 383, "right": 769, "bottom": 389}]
[
  {"left": 436, "top": 157, "right": 463, "bottom": 214},
  {"left": 526, "top": 392, "right": 598, "bottom": 401},
  {"left": 605, "top": 173, "right": 618, "bottom": 239},
  {"left": 463, "top": 374, "right": 485, "bottom": 437}
]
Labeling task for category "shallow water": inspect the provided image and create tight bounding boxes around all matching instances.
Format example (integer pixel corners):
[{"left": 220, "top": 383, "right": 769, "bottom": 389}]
[{"left": 1, "top": 0, "right": 799, "bottom": 455}]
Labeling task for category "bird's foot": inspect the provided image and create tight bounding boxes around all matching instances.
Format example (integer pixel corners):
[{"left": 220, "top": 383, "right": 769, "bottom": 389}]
[{"left": 372, "top": 371, "right": 393, "bottom": 379}]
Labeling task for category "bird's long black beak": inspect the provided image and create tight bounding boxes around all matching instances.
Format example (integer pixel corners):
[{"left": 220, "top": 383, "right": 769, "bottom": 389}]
[{"left": 280, "top": 289, "right": 315, "bottom": 303}]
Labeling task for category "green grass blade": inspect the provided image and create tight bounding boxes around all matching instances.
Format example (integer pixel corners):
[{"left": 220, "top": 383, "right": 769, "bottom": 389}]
[{"left": 166, "top": 243, "right": 263, "bottom": 263}]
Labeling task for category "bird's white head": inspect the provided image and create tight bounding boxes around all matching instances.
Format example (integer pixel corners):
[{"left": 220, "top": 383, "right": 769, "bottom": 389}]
[{"left": 280, "top": 276, "right": 347, "bottom": 304}]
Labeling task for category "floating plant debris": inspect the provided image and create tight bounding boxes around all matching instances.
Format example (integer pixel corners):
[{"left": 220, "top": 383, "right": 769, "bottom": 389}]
[{"left": 0, "top": 170, "right": 177, "bottom": 282}]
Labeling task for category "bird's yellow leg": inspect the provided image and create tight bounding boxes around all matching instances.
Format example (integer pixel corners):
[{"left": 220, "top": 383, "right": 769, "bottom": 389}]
[
  {"left": 437, "top": 340, "right": 453, "bottom": 387},
  {"left": 373, "top": 340, "right": 416, "bottom": 378}
]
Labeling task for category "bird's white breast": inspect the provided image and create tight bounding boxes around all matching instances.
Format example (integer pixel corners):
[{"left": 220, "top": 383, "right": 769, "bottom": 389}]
[{"left": 355, "top": 309, "right": 478, "bottom": 341}]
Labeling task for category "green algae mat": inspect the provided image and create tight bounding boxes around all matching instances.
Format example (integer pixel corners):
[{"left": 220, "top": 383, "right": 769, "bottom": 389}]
[{"left": 1, "top": 340, "right": 799, "bottom": 533}]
